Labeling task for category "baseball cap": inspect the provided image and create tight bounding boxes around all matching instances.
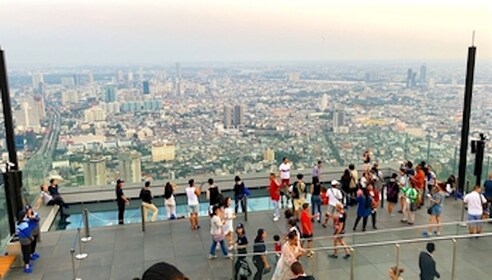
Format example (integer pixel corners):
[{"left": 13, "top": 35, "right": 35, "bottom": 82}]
[{"left": 331, "top": 180, "right": 340, "bottom": 186}]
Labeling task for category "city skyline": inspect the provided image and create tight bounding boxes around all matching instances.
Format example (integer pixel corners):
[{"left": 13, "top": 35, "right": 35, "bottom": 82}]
[{"left": 1, "top": 0, "right": 491, "bottom": 66}]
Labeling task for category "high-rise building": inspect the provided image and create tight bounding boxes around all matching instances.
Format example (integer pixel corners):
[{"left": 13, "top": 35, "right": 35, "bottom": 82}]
[
  {"left": 84, "top": 106, "right": 106, "bottom": 122},
  {"left": 319, "top": 94, "right": 328, "bottom": 111},
  {"left": 62, "top": 90, "right": 79, "bottom": 105},
  {"left": 14, "top": 98, "right": 41, "bottom": 130},
  {"left": 333, "top": 109, "right": 345, "bottom": 130},
  {"left": 142, "top": 81, "right": 150, "bottom": 94},
  {"left": 176, "top": 63, "right": 181, "bottom": 79},
  {"left": 119, "top": 151, "right": 142, "bottom": 183},
  {"left": 87, "top": 72, "right": 94, "bottom": 84},
  {"left": 31, "top": 72, "right": 44, "bottom": 93},
  {"left": 287, "top": 72, "right": 300, "bottom": 82},
  {"left": 102, "top": 85, "right": 117, "bottom": 102},
  {"left": 233, "top": 105, "right": 245, "bottom": 127},
  {"left": 33, "top": 96, "right": 46, "bottom": 119},
  {"left": 223, "top": 105, "right": 233, "bottom": 128},
  {"left": 73, "top": 74, "right": 80, "bottom": 86},
  {"left": 419, "top": 64, "right": 427, "bottom": 86},
  {"left": 406, "top": 68, "right": 413, "bottom": 88},
  {"left": 263, "top": 148, "right": 275, "bottom": 161},
  {"left": 83, "top": 156, "right": 107, "bottom": 186},
  {"left": 151, "top": 142, "right": 176, "bottom": 162}
]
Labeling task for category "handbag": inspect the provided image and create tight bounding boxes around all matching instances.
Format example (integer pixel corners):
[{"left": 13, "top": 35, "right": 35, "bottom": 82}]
[
  {"left": 410, "top": 202, "right": 418, "bottom": 212},
  {"left": 427, "top": 205, "right": 434, "bottom": 215},
  {"left": 213, "top": 233, "right": 225, "bottom": 242}
]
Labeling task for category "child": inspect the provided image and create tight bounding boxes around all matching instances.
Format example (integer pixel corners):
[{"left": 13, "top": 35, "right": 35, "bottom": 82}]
[{"left": 273, "top": 234, "right": 281, "bottom": 261}]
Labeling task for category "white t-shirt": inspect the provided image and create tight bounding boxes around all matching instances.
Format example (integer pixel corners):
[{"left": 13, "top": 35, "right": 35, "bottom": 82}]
[
  {"left": 40, "top": 191, "right": 53, "bottom": 205},
  {"left": 327, "top": 187, "right": 342, "bottom": 206},
  {"left": 186, "top": 186, "right": 199, "bottom": 206},
  {"left": 223, "top": 207, "right": 234, "bottom": 234},
  {"left": 279, "top": 162, "right": 291, "bottom": 179},
  {"left": 464, "top": 191, "right": 487, "bottom": 216}
]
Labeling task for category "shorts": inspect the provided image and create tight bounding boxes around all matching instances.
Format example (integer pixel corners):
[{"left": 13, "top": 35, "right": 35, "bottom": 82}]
[
  {"left": 293, "top": 199, "right": 304, "bottom": 211},
  {"left": 430, "top": 205, "right": 442, "bottom": 216},
  {"left": 301, "top": 233, "right": 313, "bottom": 240},
  {"left": 468, "top": 214, "right": 482, "bottom": 226},
  {"left": 188, "top": 205, "right": 199, "bottom": 214},
  {"left": 326, "top": 205, "right": 336, "bottom": 216},
  {"left": 281, "top": 179, "right": 290, "bottom": 187}
]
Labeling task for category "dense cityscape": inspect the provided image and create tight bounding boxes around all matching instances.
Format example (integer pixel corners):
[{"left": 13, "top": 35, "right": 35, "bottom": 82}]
[{"left": 1, "top": 61, "right": 490, "bottom": 193}]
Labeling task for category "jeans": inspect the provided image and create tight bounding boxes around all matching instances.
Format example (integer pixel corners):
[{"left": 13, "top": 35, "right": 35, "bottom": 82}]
[
  {"left": 271, "top": 199, "right": 280, "bottom": 218},
  {"left": 253, "top": 256, "right": 264, "bottom": 280},
  {"left": 210, "top": 238, "right": 228, "bottom": 256},
  {"left": 235, "top": 196, "right": 246, "bottom": 214},
  {"left": 311, "top": 195, "right": 321, "bottom": 217}
]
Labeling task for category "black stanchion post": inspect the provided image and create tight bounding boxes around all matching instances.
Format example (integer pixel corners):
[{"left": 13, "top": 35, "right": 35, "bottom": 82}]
[
  {"left": 81, "top": 209, "right": 92, "bottom": 242},
  {"left": 141, "top": 204, "right": 145, "bottom": 232},
  {"left": 75, "top": 228, "right": 88, "bottom": 260}
]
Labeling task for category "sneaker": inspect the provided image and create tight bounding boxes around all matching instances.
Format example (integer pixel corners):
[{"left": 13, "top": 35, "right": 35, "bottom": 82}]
[
  {"left": 31, "top": 252, "right": 40, "bottom": 260},
  {"left": 225, "top": 254, "right": 233, "bottom": 259},
  {"left": 273, "top": 216, "right": 279, "bottom": 222},
  {"left": 228, "top": 245, "right": 235, "bottom": 251},
  {"left": 434, "top": 231, "right": 441, "bottom": 236},
  {"left": 263, "top": 267, "right": 272, "bottom": 274},
  {"left": 328, "top": 254, "right": 338, "bottom": 259},
  {"left": 398, "top": 210, "right": 403, "bottom": 213},
  {"left": 407, "top": 222, "right": 414, "bottom": 225},
  {"left": 400, "top": 220, "right": 407, "bottom": 223},
  {"left": 343, "top": 254, "right": 351, "bottom": 259},
  {"left": 390, "top": 213, "right": 396, "bottom": 217},
  {"left": 373, "top": 226, "right": 378, "bottom": 230},
  {"left": 208, "top": 254, "right": 217, "bottom": 260},
  {"left": 422, "top": 231, "right": 430, "bottom": 237},
  {"left": 24, "top": 265, "right": 32, "bottom": 273}
]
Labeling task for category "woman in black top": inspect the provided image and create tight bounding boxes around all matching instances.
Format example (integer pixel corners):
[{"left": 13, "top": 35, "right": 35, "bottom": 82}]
[
  {"left": 328, "top": 204, "right": 351, "bottom": 259},
  {"left": 115, "top": 179, "right": 129, "bottom": 225},
  {"left": 233, "top": 176, "right": 246, "bottom": 214},
  {"left": 235, "top": 223, "right": 250, "bottom": 280},
  {"left": 206, "top": 178, "right": 222, "bottom": 210},
  {"left": 252, "top": 228, "right": 271, "bottom": 280},
  {"left": 310, "top": 181, "right": 322, "bottom": 222}
]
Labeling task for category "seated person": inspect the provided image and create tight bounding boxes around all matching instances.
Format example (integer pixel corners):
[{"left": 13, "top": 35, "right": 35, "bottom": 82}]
[
  {"left": 290, "top": 262, "right": 315, "bottom": 280},
  {"left": 34, "top": 184, "right": 69, "bottom": 216}
]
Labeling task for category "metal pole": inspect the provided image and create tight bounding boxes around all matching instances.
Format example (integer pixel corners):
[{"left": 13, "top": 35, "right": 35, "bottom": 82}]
[
  {"left": 231, "top": 246, "right": 236, "bottom": 280},
  {"left": 141, "top": 204, "right": 145, "bottom": 232},
  {"left": 70, "top": 248, "right": 82, "bottom": 280},
  {"left": 426, "top": 135, "right": 431, "bottom": 164},
  {"left": 350, "top": 247, "right": 355, "bottom": 280},
  {"left": 452, "top": 147, "right": 458, "bottom": 176},
  {"left": 460, "top": 181, "right": 470, "bottom": 226},
  {"left": 75, "top": 228, "right": 88, "bottom": 260},
  {"left": 81, "top": 209, "right": 92, "bottom": 242},
  {"left": 457, "top": 44, "right": 477, "bottom": 194},
  {"left": 451, "top": 238, "right": 457, "bottom": 280},
  {"left": 395, "top": 243, "right": 400, "bottom": 274},
  {"left": 244, "top": 196, "right": 248, "bottom": 222}
]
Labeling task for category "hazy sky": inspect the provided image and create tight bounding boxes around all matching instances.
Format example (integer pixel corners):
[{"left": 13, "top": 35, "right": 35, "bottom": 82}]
[{"left": 1, "top": 0, "right": 491, "bottom": 66}]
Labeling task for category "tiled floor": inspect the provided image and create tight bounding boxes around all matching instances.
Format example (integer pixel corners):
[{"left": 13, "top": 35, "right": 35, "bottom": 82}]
[{"left": 6, "top": 197, "right": 492, "bottom": 280}]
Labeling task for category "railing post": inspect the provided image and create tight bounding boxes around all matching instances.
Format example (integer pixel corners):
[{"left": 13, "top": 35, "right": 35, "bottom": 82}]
[
  {"left": 75, "top": 228, "right": 88, "bottom": 260},
  {"left": 395, "top": 243, "right": 400, "bottom": 275},
  {"left": 350, "top": 247, "right": 355, "bottom": 280},
  {"left": 70, "top": 248, "right": 82, "bottom": 280},
  {"left": 451, "top": 238, "right": 457, "bottom": 280},
  {"left": 141, "top": 204, "right": 146, "bottom": 232},
  {"left": 81, "top": 208, "right": 92, "bottom": 242}
]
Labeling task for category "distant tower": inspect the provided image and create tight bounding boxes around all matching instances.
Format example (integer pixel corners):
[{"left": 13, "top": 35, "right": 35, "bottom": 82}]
[
  {"left": 263, "top": 148, "right": 275, "bottom": 161},
  {"left": 406, "top": 68, "right": 413, "bottom": 88},
  {"left": 138, "top": 68, "right": 144, "bottom": 82},
  {"left": 119, "top": 151, "right": 142, "bottom": 183},
  {"left": 233, "top": 105, "right": 245, "bottom": 128},
  {"left": 31, "top": 72, "right": 44, "bottom": 93},
  {"left": 287, "top": 72, "right": 300, "bottom": 82},
  {"left": 102, "top": 85, "right": 117, "bottom": 102},
  {"left": 319, "top": 94, "right": 328, "bottom": 111},
  {"left": 176, "top": 63, "right": 181, "bottom": 79},
  {"left": 419, "top": 64, "right": 427, "bottom": 86},
  {"left": 142, "top": 81, "right": 150, "bottom": 94},
  {"left": 223, "top": 105, "right": 233, "bottom": 128},
  {"left": 87, "top": 72, "right": 94, "bottom": 84},
  {"left": 83, "top": 156, "right": 107, "bottom": 186},
  {"left": 333, "top": 109, "right": 345, "bottom": 132},
  {"left": 73, "top": 74, "right": 80, "bottom": 86}
]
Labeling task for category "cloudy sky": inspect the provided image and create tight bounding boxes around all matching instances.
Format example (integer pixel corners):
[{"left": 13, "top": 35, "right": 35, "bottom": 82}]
[{"left": 1, "top": 0, "right": 491, "bottom": 66}]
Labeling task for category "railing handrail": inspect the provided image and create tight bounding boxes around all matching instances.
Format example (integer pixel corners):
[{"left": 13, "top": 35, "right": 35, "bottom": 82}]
[{"left": 233, "top": 232, "right": 492, "bottom": 257}]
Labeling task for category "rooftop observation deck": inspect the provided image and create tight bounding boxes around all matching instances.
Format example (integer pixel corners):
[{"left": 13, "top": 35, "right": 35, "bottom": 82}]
[{"left": 5, "top": 166, "right": 492, "bottom": 280}]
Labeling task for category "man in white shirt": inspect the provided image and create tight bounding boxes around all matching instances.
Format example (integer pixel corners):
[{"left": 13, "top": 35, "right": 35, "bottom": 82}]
[
  {"left": 463, "top": 185, "right": 487, "bottom": 234},
  {"left": 278, "top": 157, "right": 292, "bottom": 208},
  {"left": 322, "top": 180, "right": 343, "bottom": 227},
  {"left": 186, "top": 179, "right": 201, "bottom": 230}
]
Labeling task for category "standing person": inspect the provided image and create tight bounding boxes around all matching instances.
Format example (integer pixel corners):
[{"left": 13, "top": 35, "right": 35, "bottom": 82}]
[
  {"left": 463, "top": 185, "right": 487, "bottom": 234},
  {"left": 272, "top": 231, "right": 305, "bottom": 280},
  {"left": 340, "top": 169, "right": 352, "bottom": 205},
  {"left": 386, "top": 173, "right": 400, "bottom": 216},
  {"left": 233, "top": 176, "right": 246, "bottom": 214},
  {"left": 362, "top": 150, "right": 371, "bottom": 170},
  {"left": 139, "top": 181, "right": 158, "bottom": 222},
  {"left": 163, "top": 182, "right": 176, "bottom": 220},
  {"left": 312, "top": 160, "right": 322, "bottom": 186},
  {"left": 322, "top": 180, "right": 343, "bottom": 227},
  {"left": 398, "top": 168, "right": 408, "bottom": 213},
  {"left": 17, "top": 210, "right": 34, "bottom": 273},
  {"left": 411, "top": 165, "right": 426, "bottom": 208},
  {"left": 419, "top": 243, "right": 440, "bottom": 280},
  {"left": 368, "top": 184, "right": 380, "bottom": 230},
  {"left": 290, "top": 174, "right": 306, "bottom": 218},
  {"left": 34, "top": 184, "right": 70, "bottom": 216},
  {"left": 328, "top": 203, "right": 351, "bottom": 259},
  {"left": 115, "top": 179, "right": 129, "bottom": 225},
  {"left": 24, "top": 205, "right": 41, "bottom": 262},
  {"left": 278, "top": 157, "right": 292, "bottom": 209},
  {"left": 234, "top": 223, "right": 250, "bottom": 280},
  {"left": 206, "top": 178, "right": 222, "bottom": 212},
  {"left": 353, "top": 188, "right": 372, "bottom": 231},
  {"left": 348, "top": 164, "right": 359, "bottom": 204},
  {"left": 252, "top": 228, "right": 271, "bottom": 280},
  {"left": 269, "top": 173, "right": 281, "bottom": 221},
  {"left": 424, "top": 167, "right": 437, "bottom": 196},
  {"left": 401, "top": 183, "right": 418, "bottom": 225},
  {"left": 223, "top": 197, "right": 236, "bottom": 249},
  {"left": 423, "top": 185, "right": 446, "bottom": 237},
  {"left": 483, "top": 173, "right": 492, "bottom": 213},
  {"left": 310, "top": 179, "right": 322, "bottom": 223},
  {"left": 371, "top": 163, "right": 384, "bottom": 191},
  {"left": 299, "top": 203, "right": 316, "bottom": 257},
  {"left": 209, "top": 205, "right": 230, "bottom": 259},
  {"left": 186, "top": 179, "right": 201, "bottom": 230}
]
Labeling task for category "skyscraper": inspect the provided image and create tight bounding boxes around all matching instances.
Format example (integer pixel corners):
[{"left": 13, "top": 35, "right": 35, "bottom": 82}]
[
  {"left": 73, "top": 74, "right": 80, "bottom": 86},
  {"left": 102, "top": 85, "right": 117, "bottom": 102},
  {"left": 223, "top": 105, "right": 233, "bottom": 128},
  {"left": 406, "top": 68, "right": 413, "bottom": 88},
  {"left": 87, "top": 72, "right": 94, "bottom": 84},
  {"left": 263, "top": 148, "right": 275, "bottom": 161},
  {"left": 319, "top": 94, "right": 328, "bottom": 111},
  {"left": 419, "top": 64, "right": 427, "bottom": 86},
  {"left": 176, "top": 63, "right": 181, "bottom": 79},
  {"left": 14, "top": 96, "right": 41, "bottom": 130},
  {"left": 233, "top": 105, "right": 245, "bottom": 128},
  {"left": 83, "top": 156, "right": 107, "bottom": 186},
  {"left": 119, "top": 151, "right": 142, "bottom": 183},
  {"left": 333, "top": 109, "right": 345, "bottom": 132},
  {"left": 151, "top": 142, "right": 176, "bottom": 162},
  {"left": 31, "top": 72, "right": 44, "bottom": 93},
  {"left": 142, "top": 81, "right": 150, "bottom": 94}
]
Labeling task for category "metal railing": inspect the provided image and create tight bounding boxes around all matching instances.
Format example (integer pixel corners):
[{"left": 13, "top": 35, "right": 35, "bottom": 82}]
[{"left": 69, "top": 209, "right": 92, "bottom": 280}]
